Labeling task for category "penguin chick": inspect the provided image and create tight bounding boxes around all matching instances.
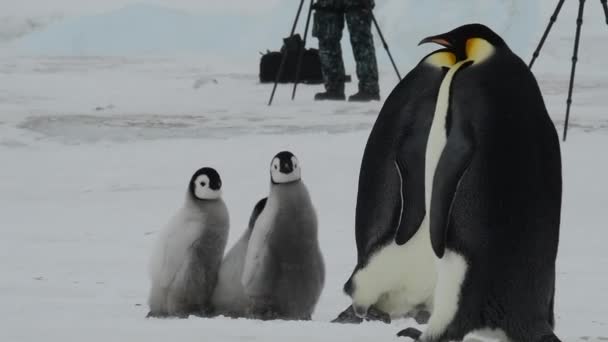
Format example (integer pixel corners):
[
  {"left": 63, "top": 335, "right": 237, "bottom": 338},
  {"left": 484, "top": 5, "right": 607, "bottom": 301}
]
[
  {"left": 241, "top": 151, "right": 325, "bottom": 320},
  {"left": 147, "top": 167, "right": 229, "bottom": 318}
]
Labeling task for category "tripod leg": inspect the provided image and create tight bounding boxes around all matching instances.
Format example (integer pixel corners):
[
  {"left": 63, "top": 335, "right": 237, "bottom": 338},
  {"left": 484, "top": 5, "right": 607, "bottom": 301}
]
[
  {"left": 529, "top": 0, "right": 566, "bottom": 68},
  {"left": 292, "top": 0, "right": 315, "bottom": 100},
  {"left": 563, "top": 0, "right": 587, "bottom": 141},
  {"left": 370, "top": 11, "right": 401, "bottom": 81},
  {"left": 268, "top": 0, "right": 306, "bottom": 106},
  {"left": 601, "top": 0, "right": 608, "bottom": 24}
]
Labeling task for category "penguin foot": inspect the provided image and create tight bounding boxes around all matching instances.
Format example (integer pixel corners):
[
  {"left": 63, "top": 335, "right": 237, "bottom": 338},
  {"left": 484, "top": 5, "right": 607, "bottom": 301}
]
[
  {"left": 196, "top": 304, "right": 216, "bottom": 318},
  {"left": 259, "top": 311, "right": 280, "bottom": 321},
  {"left": 251, "top": 306, "right": 280, "bottom": 321},
  {"left": 538, "top": 333, "right": 562, "bottom": 342},
  {"left": 331, "top": 306, "right": 363, "bottom": 324},
  {"left": 331, "top": 305, "right": 391, "bottom": 324},
  {"left": 412, "top": 309, "right": 431, "bottom": 325},
  {"left": 190, "top": 309, "right": 214, "bottom": 318},
  {"left": 397, "top": 327, "right": 423, "bottom": 340},
  {"left": 146, "top": 311, "right": 168, "bottom": 319},
  {"left": 173, "top": 311, "right": 190, "bottom": 319},
  {"left": 146, "top": 309, "right": 191, "bottom": 319},
  {"left": 365, "top": 305, "right": 391, "bottom": 324}
]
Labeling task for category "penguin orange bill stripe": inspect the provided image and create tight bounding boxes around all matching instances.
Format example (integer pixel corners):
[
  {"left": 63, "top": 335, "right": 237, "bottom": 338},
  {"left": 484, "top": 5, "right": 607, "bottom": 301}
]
[{"left": 418, "top": 37, "right": 452, "bottom": 47}]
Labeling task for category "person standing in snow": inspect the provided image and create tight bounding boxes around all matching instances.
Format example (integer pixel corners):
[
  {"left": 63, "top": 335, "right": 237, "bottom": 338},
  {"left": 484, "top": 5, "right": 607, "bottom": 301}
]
[{"left": 312, "top": 0, "right": 380, "bottom": 102}]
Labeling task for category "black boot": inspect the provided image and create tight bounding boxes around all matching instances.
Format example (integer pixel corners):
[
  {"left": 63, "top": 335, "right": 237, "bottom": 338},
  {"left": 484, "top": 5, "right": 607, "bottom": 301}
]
[
  {"left": 348, "top": 91, "right": 380, "bottom": 102},
  {"left": 314, "top": 90, "right": 346, "bottom": 101}
]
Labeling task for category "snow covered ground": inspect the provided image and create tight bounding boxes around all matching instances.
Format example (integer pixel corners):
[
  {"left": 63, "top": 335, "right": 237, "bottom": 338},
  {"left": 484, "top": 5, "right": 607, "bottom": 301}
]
[{"left": 1, "top": 1, "right": 608, "bottom": 341}]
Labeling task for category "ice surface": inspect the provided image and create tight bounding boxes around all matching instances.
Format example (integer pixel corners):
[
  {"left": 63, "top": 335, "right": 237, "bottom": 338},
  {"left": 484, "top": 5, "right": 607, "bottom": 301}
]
[{"left": 1, "top": 0, "right": 608, "bottom": 341}]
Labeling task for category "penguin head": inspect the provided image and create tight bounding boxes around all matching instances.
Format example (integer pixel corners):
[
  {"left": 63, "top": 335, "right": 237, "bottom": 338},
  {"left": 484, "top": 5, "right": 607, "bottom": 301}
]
[
  {"left": 188, "top": 167, "right": 222, "bottom": 200},
  {"left": 270, "top": 151, "right": 301, "bottom": 184},
  {"left": 419, "top": 24, "right": 506, "bottom": 64}
]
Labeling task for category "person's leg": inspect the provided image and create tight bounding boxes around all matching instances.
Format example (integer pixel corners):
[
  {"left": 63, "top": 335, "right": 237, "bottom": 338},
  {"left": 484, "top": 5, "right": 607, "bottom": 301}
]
[
  {"left": 345, "top": 4, "right": 380, "bottom": 100},
  {"left": 312, "top": 2, "right": 346, "bottom": 99},
  {"left": 318, "top": 37, "right": 345, "bottom": 95}
]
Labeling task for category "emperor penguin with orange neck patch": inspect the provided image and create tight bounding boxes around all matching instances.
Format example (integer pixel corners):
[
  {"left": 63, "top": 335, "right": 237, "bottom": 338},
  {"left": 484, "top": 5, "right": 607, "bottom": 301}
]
[
  {"left": 334, "top": 47, "right": 461, "bottom": 324},
  {"left": 396, "top": 24, "right": 562, "bottom": 342}
]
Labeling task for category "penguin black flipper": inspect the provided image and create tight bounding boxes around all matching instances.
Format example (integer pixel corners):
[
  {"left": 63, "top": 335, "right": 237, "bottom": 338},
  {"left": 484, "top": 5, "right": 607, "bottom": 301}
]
[
  {"left": 248, "top": 197, "right": 268, "bottom": 230},
  {"left": 356, "top": 54, "right": 452, "bottom": 253},
  {"left": 242, "top": 197, "right": 275, "bottom": 297},
  {"left": 354, "top": 70, "right": 424, "bottom": 258},
  {"left": 430, "top": 122, "right": 475, "bottom": 258},
  {"left": 394, "top": 132, "right": 427, "bottom": 246},
  {"left": 396, "top": 327, "right": 422, "bottom": 340}
]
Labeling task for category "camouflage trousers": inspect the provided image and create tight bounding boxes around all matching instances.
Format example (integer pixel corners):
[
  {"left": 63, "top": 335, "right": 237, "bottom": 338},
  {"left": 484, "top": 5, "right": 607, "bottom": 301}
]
[{"left": 312, "top": 2, "right": 380, "bottom": 95}]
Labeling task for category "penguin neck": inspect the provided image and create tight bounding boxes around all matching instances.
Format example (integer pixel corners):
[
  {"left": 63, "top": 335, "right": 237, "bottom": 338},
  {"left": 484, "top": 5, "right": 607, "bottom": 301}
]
[
  {"left": 183, "top": 192, "right": 225, "bottom": 216},
  {"left": 268, "top": 179, "right": 308, "bottom": 201},
  {"left": 269, "top": 179, "right": 305, "bottom": 194},
  {"left": 424, "top": 61, "right": 468, "bottom": 210},
  {"left": 267, "top": 179, "right": 318, "bottom": 240}
]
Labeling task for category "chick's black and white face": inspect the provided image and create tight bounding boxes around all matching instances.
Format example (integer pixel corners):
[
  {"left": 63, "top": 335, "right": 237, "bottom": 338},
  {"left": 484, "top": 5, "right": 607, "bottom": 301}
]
[
  {"left": 270, "top": 151, "right": 301, "bottom": 184},
  {"left": 189, "top": 167, "right": 222, "bottom": 200}
]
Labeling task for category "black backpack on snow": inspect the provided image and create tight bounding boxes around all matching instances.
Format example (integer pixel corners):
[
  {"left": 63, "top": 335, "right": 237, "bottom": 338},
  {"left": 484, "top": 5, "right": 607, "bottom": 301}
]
[{"left": 259, "top": 34, "right": 324, "bottom": 84}]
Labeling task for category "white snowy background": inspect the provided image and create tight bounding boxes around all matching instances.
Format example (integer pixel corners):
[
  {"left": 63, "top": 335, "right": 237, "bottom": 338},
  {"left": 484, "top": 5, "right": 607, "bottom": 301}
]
[{"left": 0, "top": 0, "right": 607, "bottom": 341}]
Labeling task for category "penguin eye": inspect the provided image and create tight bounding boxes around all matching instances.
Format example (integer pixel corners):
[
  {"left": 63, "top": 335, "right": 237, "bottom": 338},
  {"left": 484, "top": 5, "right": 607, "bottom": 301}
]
[
  {"left": 274, "top": 165, "right": 278, "bottom": 170},
  {"left": 200, "top": 182, "right": 207, "bottom": 187}
]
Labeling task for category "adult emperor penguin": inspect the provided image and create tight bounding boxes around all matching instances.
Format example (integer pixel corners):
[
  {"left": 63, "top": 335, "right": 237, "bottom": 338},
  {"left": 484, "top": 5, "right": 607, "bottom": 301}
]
[
  {"left": 396, "top": 24, "right": 562, "bottom": 342},
  {"left": 211, "top": 197, "right": 267, "bottom": 317},
  {"left": 333, "top": 46, "right": 460, "bottom": 324},
  {"left": 240, "top": 151, "right": 325, "bottom": 320},
  {"left": 147, "top": 167, "right": 229, "bottom": 318}
]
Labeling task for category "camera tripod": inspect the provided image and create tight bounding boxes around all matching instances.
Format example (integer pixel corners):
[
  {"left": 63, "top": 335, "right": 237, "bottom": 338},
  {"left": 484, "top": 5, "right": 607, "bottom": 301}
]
[
  {"left": 529, "top": 0, "right": 608, "bottom": 141},
  {"left": 268, "top": 0, "right": 402, "bottom": 106}
]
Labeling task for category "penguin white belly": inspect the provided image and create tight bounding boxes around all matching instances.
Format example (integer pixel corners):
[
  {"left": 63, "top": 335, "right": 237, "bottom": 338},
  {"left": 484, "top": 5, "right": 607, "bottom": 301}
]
[
  {"left": 149, "top": 207, "right": 206, "bottom": 289},
  {"left": 352, "top": 218, "right": 436, "bottom": 316},
  {"left": 423, "top": 250, "right": 468, "bottom": 340},
  {"left": 421, "top": 61, "right": 470, "bottom": 339},
  {"left": 463, "top": 328, "right": 513, "bottom": 342},
  {"left": 424, "top": 61, "right": 468, "bottom": 210}
]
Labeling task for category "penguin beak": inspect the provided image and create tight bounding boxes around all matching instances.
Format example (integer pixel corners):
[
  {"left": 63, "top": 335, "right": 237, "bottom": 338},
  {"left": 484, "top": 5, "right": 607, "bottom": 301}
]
[
  {"left": 282, "top": 162, "right": 293, "bottom": 173},
  {"left": 419, "top": 36, "right": 452, "bottom": 48}
]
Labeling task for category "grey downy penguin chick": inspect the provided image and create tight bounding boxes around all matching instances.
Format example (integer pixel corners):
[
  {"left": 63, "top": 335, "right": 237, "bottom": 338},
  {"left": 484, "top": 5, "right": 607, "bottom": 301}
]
[
  {"left": 211, "top": 197, "right": 267, "bottom": 317},
  {"left": 241, "top": 151, "right": 325, "bottom": 320},
  {"left": 147, "top": 167, "right": 229, "bottom": 318}
]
